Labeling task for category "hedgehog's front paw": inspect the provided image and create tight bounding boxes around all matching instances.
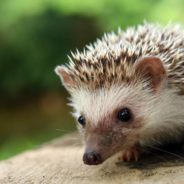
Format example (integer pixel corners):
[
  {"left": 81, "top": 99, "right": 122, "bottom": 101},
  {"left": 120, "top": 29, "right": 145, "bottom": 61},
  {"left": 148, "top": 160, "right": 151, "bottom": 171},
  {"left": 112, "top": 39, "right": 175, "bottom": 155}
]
[{"left": 118, "top": 146, "right": 140, "bottom": 162}]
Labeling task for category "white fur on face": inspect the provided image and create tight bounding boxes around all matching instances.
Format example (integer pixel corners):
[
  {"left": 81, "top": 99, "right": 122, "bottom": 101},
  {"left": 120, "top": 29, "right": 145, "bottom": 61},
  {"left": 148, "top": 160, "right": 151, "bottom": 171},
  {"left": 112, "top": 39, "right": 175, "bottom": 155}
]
[
  {"left": 140, "top": 88, "right": 184, "bottom": 146},
  {"left": 70, "top": 82, "right": 184, "bottom": 147},
  {"left": 70, "top": 82, "right": 153, "bottom": 126}
]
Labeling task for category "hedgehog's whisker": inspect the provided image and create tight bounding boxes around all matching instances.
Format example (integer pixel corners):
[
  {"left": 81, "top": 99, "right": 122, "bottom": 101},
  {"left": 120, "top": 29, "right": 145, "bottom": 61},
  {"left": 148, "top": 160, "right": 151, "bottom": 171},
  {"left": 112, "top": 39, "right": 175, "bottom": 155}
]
[
  {"left": 146, "top": 149, "right": 172, "bottom": 162},
  {"left": 55, "top": 129, "right": 72, "bottom": 133},
  {"left": 146, "top": 145, "right": 184, "bottom": 160},
  {"left": 69, "top": 142, "right": 82, "bottom": 147},
  {"left": 122, "top": 128, "right": 136, "bottom": 134}
]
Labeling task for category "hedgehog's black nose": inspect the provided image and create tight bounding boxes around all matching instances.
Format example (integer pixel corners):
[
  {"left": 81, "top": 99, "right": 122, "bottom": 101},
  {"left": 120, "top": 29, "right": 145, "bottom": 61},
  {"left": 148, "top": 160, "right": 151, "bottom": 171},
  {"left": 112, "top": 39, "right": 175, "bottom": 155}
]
[{"left": 83, "top": 151, "right": 102, "bottom": 165}]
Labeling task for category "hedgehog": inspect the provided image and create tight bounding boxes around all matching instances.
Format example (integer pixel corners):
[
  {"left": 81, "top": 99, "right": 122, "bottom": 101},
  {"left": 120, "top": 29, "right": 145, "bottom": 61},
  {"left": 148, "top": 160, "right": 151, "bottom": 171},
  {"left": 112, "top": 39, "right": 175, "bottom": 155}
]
[{"left": 55, "top": 23, "right": 184, "bottom": 165}]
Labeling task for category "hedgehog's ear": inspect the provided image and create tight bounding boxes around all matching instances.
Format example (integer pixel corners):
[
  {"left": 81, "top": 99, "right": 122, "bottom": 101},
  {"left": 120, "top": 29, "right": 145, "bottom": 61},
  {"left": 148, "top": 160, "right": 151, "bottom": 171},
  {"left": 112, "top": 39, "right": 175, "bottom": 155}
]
[
  {"left": 135, "top": 57, "right": 166, "bottom": 91},
  {"left": 55, "top": 65, "right": 75, "bottom": 89}
]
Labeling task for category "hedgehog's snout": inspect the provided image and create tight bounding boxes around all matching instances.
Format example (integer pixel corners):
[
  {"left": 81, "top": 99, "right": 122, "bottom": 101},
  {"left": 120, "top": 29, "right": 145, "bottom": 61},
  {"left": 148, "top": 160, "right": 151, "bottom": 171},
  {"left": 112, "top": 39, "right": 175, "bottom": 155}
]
[{"left": 83, "top": 151, "right": 103, "bottom": 165}]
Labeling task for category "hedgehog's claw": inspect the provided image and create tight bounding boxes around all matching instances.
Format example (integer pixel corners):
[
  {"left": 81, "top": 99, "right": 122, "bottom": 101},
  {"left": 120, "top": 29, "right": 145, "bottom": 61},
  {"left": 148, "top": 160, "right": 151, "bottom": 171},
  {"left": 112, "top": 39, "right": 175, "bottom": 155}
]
[{"left": 118, "top": 146, "right": 140, "bottom": 162}]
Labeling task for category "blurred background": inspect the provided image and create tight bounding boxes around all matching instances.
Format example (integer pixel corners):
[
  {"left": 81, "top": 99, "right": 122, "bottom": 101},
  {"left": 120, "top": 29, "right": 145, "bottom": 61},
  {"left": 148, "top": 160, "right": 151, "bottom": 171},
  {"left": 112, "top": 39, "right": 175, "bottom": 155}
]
[{"left": 1, "top": 0, "right": 184, "bottom": 160}]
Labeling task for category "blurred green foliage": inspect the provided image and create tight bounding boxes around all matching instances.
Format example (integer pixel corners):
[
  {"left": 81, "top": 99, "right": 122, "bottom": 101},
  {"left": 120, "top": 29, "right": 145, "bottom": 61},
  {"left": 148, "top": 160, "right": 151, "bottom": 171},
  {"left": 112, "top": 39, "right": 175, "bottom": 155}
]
[
  {"left": 0, "top": 11, "right": 98, "bottom": 98},
  {"left": 1, "top": 0, "right": 184, "bottom": 100}
]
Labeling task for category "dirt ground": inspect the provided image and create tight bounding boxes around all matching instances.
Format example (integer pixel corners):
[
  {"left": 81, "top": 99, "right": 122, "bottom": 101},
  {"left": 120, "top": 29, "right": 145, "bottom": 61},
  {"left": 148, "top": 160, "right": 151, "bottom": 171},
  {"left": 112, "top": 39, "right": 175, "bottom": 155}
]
[{"left": 1, "top": 132, "right": 184, "bottom": 184}]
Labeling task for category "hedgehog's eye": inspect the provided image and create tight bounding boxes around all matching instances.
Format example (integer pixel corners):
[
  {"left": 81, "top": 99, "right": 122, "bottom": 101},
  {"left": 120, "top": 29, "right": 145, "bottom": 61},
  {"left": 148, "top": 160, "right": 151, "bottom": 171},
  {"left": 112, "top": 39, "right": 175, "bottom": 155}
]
[
  {"left": 117, "top": 108, "right": 132, "bottom": 122},
  {"left": 78, "top": 115, "right": 86, "bottom": 126}
]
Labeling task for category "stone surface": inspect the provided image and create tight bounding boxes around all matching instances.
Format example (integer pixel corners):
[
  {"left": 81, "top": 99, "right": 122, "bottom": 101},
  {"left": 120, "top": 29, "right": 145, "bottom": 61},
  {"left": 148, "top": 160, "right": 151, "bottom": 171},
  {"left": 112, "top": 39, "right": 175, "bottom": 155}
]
[{"left": 1, "top": 132, "right": 184, "bottom": 184}]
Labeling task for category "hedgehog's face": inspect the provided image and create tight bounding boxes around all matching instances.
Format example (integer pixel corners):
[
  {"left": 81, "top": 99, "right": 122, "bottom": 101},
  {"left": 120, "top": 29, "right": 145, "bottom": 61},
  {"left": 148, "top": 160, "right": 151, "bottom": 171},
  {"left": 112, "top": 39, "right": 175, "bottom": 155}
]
[
  {"left": 55, "top": 56, "right": 166, "bottom": 165},
  {"left": 70, "top": 84, "right": 151, "bottom": 165}
]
